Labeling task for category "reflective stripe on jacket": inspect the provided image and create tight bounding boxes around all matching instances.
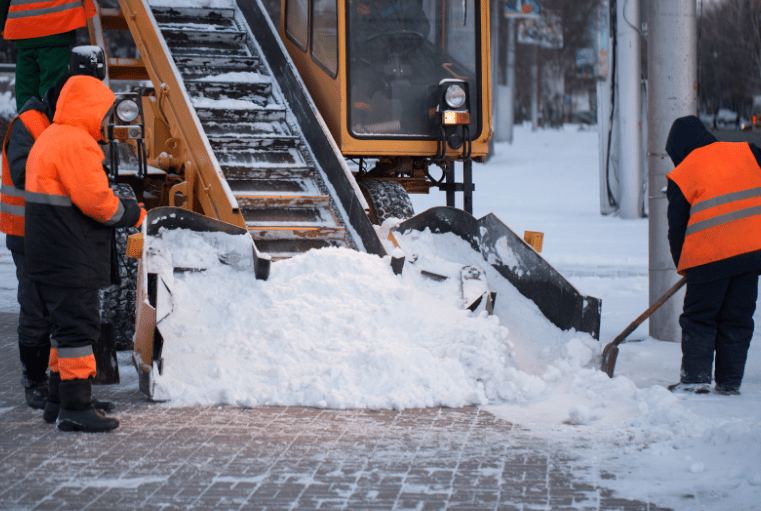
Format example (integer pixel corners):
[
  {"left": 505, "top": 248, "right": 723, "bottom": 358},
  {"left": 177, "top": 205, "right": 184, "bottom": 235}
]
[
  {"left": 0, "top": 109, "right": 50, "bottom": 238},
  {"left": 667, "top": 142, "right": 761, "bottom": 272},
  {"left": 3, "top": 0, "right": 96, "bottom": 40}
]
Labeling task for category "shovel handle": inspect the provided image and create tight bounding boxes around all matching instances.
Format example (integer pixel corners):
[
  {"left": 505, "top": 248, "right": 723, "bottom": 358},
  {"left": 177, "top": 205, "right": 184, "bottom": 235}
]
[{"left": 610, "top": 276, "right": 687, "bottom": 348}]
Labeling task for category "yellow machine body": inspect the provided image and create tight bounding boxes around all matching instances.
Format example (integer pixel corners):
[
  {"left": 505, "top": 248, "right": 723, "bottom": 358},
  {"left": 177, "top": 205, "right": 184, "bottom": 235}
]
[{"left": 280, "top": 0, "right": 492, "bottom": 163}]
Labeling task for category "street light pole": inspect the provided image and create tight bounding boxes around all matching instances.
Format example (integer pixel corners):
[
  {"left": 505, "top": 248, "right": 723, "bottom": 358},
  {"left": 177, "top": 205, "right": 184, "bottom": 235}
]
[
  {"left": 616, "top": 0, "right": 643, "bottom": 219},
  {"left": 648, "top": 0, "right": 696, "bottom": 342}
]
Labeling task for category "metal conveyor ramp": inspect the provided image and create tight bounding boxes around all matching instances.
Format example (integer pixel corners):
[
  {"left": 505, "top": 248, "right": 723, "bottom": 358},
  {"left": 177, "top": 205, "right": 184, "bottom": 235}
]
[{"left": 117, "top": 0, "right": 384, "bottom": 259}]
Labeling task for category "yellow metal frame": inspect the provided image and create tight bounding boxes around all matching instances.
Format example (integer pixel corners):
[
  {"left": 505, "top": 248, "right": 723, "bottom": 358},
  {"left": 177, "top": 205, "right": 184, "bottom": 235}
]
[
  {"left": 109, "top": 0, "right": 246, "bottom": 228},
  {"left": 281, "top": 0, "right": 492, "bottom": 159}
]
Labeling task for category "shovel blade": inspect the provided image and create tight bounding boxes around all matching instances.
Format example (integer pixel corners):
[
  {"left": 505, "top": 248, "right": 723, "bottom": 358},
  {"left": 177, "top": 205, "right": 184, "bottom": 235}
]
[{"left": 600, "top": 343, "right": 619, "bottom": 378}]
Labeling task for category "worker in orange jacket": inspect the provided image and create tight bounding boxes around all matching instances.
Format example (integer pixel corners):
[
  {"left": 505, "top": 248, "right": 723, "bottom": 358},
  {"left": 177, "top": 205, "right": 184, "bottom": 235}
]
[
  {"left": 1, "top": 47, "right": 114, "bottom": 415},
  {"left": 665, "top": 115, "right": 761, "bottom": 395},
  {"left": 0, "top": 0, "right": 97, "bottom": 111},
  {"left": 25, "top": 75, "right": 145, "bottom": 432}
]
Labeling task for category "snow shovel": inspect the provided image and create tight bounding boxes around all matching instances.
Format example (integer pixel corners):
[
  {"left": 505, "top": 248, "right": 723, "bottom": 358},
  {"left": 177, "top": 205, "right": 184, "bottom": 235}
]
[{"left": 601, "top": 276, "right": 686, "bottom": 377}]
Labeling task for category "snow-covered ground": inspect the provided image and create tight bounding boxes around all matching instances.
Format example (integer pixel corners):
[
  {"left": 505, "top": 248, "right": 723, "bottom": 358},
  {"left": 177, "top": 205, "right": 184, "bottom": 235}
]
[{"left": 1, "top": 123, "right": 758, "bottom": 510}]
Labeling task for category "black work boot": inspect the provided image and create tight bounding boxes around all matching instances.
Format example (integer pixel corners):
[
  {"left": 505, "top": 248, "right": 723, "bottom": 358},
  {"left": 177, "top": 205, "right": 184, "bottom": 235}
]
[
  {"left": 19, "top": 344, "right": 50, "bottom": 409},
  {"left": 24, "top": 381, "right": 49, "bottom": 409},
  {"left": 44, "top": 373, "right": 115, "bottom": 424},
  {"left": 57, "top": 379, "right": 119, "bottom": 432},
  {"left": 667, "top": 382, "right": 711, "bottom": 394},
  {"left": 714, "top": 384, "right": 741, "bottom": 396},
  {"left": 43, "top": 372, "right": 61, "bottom": 423}
]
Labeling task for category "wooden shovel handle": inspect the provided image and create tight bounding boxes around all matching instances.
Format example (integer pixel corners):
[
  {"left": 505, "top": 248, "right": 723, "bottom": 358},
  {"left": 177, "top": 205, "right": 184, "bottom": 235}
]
[{"left": 610, "top": 276, "right": 687, "bottom": 348}]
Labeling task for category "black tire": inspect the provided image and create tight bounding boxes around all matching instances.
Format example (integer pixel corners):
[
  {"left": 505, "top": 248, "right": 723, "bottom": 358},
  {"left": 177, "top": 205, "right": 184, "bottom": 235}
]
[
  {"left": 99, "top": 183, "right": 139, "bottom": 351},
  {"left": 359, "top": 179, "right": 415, "bottom": 225}
]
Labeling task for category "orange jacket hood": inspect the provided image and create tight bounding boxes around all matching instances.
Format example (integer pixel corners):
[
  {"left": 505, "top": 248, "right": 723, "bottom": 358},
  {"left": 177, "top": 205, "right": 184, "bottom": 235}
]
[{"left": 53, "top": 75, "right": 115, "bottom": 141}]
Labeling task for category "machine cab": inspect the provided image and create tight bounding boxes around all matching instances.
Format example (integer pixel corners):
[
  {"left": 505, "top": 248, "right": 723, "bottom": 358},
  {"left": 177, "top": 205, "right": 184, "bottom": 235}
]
[{"left": 282, "top": 0, "right": 491, "bottom": 161}]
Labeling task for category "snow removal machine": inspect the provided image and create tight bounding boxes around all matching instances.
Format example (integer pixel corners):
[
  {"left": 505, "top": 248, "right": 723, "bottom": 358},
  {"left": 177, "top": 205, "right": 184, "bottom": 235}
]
[{"left": 86, "top": 0, "right": 600, "bottom": 398}]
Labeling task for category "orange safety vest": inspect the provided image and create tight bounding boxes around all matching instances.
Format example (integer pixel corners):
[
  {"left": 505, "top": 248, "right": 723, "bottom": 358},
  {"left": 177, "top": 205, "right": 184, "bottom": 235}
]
[
  {"left": 667, "top": 141, "right": 761, "bottom": 272},
  {"left": 2, "top": 0, "right": 97, "bottom": 40},
  {"left": 0, "top": 110, "right": 50, "bottom": 238}
]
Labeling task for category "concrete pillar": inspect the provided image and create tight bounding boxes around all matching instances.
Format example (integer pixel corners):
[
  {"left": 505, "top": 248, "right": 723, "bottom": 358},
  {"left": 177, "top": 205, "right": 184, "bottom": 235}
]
[
  {"left": 496, "top": 17, "right": 516, "bottom": 143},
  {"left": 598, "top": 0, "right": 617, "bottom": 214},
  {"left": 648, "top": 0, "right": 696, "bottom": 342},
  {"left": 616, "top": 0, "right": 643, "bottom": 219},
  {"left": 531, "top": 45, "right": 538, "bottom": 131},
  {"left": 490, "top": 0, "right": 500, "bottom": 153}
]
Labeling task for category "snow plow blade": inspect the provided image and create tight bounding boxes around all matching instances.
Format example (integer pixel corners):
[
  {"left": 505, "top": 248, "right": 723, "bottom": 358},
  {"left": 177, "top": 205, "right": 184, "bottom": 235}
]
[
  {"left": 393, "top": 207, "right": 601, "bottom": 340},
  {"left": 133, "top": 207, "right": 271, "bottom": 400}
]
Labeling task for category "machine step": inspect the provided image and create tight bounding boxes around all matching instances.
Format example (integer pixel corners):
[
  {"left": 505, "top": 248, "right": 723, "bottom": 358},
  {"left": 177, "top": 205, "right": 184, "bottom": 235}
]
[
  {"left": 155, "top": 4, "right": 356, "bottom": 260},
  {"left": 248, "top": 225, "right": 347, "bottom": 241},
  {"left": 235, "top": 195, "right": 331, "bottom": 209}
]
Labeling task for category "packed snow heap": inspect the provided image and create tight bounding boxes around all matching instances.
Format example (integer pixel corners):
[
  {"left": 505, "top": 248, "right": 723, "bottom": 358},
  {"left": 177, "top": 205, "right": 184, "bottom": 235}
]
[{"left": 147, "top": 224, "right": 595, "bottom": 408}]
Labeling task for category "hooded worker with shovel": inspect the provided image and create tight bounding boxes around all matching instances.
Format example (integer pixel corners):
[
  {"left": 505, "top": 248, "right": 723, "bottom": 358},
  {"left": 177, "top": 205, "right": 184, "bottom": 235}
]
[{"left": 665, "top": 115, "right": 761, "bottom": 395}]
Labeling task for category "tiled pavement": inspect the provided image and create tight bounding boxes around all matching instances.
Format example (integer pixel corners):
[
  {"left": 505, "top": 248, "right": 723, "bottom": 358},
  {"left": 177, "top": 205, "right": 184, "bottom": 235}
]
[{"left": 0, "top": 312, "right": 672, "bottom": 511}]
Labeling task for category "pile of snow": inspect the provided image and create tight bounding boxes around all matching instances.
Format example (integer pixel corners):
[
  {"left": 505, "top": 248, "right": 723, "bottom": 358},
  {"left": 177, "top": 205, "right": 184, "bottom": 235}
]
[{"left": 148, "top": 224, "right": 583, "bottom": 408}]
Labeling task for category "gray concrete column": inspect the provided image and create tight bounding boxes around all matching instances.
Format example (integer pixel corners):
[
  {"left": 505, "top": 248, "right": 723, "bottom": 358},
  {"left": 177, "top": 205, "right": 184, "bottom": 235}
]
[
  {"left": 617, "top": 0, "right": 643, "bottom": 219},
  {"left": 647, "top": 0, "right": 696, "bottom": 342},
  {"left": 496, "top": 17, "right": 516, "bottom": 143},
  {"left": 531, "top": 45, "right": 538, "bottom": 131}
]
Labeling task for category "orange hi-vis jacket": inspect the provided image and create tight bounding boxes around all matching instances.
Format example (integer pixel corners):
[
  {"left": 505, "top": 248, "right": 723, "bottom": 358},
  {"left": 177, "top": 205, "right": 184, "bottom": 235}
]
[
  {"left": 667, "top": 141, "right": 761, "bottom": 272},
  {"left": 0, "top": 108, "right": 50, "bottom": 239},
  {"left": 2, "top": 0, "right": 97, "bottom": 40},
  {"left": 26, "top": 75, "right": 145, "bottom": 288},
  {"left": 26, "top": 76, "right": 144, "bottom": 381}
]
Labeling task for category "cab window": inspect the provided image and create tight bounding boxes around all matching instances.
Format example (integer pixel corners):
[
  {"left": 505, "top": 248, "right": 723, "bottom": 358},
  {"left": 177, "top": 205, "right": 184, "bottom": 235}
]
[
  {"left": 311, "top": 0, "right": 338, "bottom": 76},
  {"left": 286, "top": 0, "right": 309, "bottom": 51},
  {"left": 347, "top": 0, "right": 480, "bottom": 138}
]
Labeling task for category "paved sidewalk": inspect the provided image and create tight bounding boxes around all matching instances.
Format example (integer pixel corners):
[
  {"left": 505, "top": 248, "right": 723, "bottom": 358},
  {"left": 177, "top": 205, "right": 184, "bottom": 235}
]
[{"left": 0, "top": 312, "right": 672, "bottom": 511}]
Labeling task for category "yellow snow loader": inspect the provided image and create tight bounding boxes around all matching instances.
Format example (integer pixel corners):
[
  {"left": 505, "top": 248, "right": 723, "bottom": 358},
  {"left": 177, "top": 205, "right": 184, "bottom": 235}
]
[{"left": 88, "top": 0, "right": 600, "bottom": 399}]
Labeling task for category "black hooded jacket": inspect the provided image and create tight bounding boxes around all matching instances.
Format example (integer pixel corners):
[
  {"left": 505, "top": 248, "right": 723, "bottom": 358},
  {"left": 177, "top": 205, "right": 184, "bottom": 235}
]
[{"left": 665, "top": 115, "right": 761, "bottom": 283}]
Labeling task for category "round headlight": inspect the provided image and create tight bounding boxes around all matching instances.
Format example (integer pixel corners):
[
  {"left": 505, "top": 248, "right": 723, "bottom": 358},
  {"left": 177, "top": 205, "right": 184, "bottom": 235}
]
[
  {"left": 115, "top": 100, "right": 139, "bottom": 123},
  {"left": 444, "top": 84, "right": 467, "bottom": 109}
]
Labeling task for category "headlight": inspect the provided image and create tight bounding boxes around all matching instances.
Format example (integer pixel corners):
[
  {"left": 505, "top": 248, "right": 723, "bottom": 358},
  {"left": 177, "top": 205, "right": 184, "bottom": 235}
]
[
  {"left": 444, "top": 84, "right": 467, "bottom": 109},
  {"left": 115, "top": 99, "right": 140, "bottom": 123}
]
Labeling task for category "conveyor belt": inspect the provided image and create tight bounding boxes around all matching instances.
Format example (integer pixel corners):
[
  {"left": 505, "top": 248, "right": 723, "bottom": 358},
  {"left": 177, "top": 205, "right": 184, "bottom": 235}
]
[{"left": 146, "top": 3, "right": 371, "bottom": 259}]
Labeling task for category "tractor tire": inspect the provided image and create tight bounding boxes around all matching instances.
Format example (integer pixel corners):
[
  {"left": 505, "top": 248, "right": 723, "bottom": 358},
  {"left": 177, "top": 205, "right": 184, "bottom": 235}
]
[
  {"left": 99, "top": 183, "right": 139, "bottom": 351},
  {"left": 358, "top": 179, "right": 415, "bottom": 225}
]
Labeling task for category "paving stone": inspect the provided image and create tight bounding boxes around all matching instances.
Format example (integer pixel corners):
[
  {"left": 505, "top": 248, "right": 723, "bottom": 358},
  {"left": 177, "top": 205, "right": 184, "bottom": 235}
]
[{"left": 0, "top": 312, "right": 675, "bottom": 511}]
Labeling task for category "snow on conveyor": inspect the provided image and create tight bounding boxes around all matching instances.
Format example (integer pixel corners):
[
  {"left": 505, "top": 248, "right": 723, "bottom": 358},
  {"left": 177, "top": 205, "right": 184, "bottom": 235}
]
[{"left": 146, "top": 223, "right": 597, "bottom": 408}]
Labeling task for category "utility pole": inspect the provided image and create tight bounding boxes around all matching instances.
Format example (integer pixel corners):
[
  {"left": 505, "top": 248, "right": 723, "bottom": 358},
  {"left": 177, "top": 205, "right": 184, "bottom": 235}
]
[
  {"left": 531, "top": 44, "right": 539, "bottom": 131},
  {"left": 616, "top": 0, "right": 643, "bottom": 219},
  {"left": 490, "top": 0, "right": 501, "bottom": 151},
  {"left": 598, "top": 0, "right": 616, "bottom": 215},
  {"left": 506, "top": 17, "right": 516, "bottom": 143},
  {"left": 496, "top": 17, "right": 516, "bottom": 143},
  {"left": 648, "top": 0, "right": 696, "bottom": 342}
]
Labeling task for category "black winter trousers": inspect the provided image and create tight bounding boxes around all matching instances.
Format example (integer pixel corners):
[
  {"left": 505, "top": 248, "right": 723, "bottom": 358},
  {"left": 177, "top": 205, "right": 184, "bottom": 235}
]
[
  {"left": 12, "top": 250, "right": 51, "bottom": 385},
  {"left": 680, "top": 271, "right": 759, "bottom": 389},
  {"left": 36, "top": 284, "right": 101, "bottom": 352},
  {"left": 12, "top": 250, "right": 51, "bottom": 349}
]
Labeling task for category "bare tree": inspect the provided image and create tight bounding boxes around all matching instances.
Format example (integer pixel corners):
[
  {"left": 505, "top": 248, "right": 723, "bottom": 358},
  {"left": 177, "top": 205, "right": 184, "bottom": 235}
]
[
  {"left": 512, "top": 0, "right": 602, "bottom": 124},
  {"left": 698, "top": 0, "right": 761, "bottom": 118}
]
